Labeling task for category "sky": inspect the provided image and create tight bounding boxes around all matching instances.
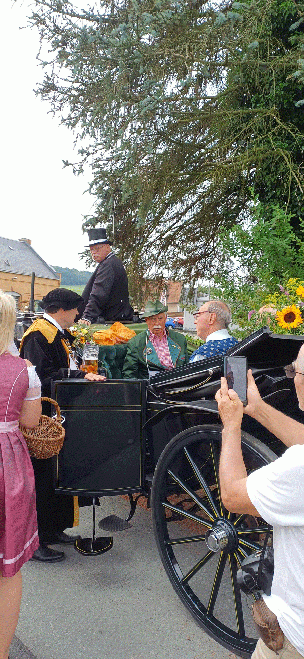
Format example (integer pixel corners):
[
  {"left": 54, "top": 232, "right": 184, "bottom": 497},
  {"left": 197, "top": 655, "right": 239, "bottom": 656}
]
[{"left": 1, "top": 0, "right": 96, "bottom": 271}]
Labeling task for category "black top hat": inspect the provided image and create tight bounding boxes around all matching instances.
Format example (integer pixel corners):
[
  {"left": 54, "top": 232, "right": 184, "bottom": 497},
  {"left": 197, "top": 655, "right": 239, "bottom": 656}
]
[
  {"left": 85, "top": 228, "right": 112, "bottom": 247},
  {"left": 41, "top": 288, "right": 84, "bottom": 311}
]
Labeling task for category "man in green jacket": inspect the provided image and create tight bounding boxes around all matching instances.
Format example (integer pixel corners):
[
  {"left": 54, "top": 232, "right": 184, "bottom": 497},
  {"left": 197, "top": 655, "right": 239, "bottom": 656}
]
[{"left": 123, "top": 300, "right": 188, "bottom": 379}]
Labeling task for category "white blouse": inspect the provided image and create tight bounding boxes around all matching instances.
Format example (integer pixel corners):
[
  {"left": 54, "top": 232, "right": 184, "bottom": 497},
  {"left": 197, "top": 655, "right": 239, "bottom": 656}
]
[
  {"left": 24, "top": 366, "right": 41, "bottom": 401},
  {"left": 7, "top": 343, "right": 41, "bottom": 401}
]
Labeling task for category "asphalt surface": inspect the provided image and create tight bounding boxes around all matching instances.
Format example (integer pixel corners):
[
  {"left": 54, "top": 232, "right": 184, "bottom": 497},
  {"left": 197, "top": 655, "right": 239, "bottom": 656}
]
[{"left": 12, "top": 496, "right": 238, "bottom": 659}]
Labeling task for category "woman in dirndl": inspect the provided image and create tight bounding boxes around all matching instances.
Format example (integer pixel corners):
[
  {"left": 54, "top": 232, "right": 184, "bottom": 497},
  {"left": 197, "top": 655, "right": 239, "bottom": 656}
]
[{"left": 0, "top": 291, "right": 41, "bottom": 659}]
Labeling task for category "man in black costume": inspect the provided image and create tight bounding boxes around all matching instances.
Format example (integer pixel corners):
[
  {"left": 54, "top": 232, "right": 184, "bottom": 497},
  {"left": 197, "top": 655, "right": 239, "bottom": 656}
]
[
  {"left": 78, "top": 227, "right": 134, "bottom": 325},
  {"left": 20, "top": 288, "right": 105, "bottom": 562}
]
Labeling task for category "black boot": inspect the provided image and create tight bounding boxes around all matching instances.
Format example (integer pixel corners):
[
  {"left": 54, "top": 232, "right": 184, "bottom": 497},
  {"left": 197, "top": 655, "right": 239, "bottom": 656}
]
[
  {"left": 30, "top": 543, "right": 65, "bottom": 562},
  {"left": 46, "top": 531, "right": 81, "bottom": 544}
]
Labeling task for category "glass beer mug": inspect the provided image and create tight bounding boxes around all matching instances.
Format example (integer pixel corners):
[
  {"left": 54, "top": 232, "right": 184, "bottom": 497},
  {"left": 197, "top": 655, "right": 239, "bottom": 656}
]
[{"left": 81, "top": 344, "right": 99, "bottom": 374}]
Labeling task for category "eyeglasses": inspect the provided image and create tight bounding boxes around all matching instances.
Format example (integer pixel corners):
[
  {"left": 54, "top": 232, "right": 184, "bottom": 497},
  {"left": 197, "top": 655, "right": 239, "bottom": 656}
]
[
  {"left": 284, "top": 362, "right": 304, "bottom": 379},
  {"left": 193, "top": 310, "right": 210, "bottom": 318}
]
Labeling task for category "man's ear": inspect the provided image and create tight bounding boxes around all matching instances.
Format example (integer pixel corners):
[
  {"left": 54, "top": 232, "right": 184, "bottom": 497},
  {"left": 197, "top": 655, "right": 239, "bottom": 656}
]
[{"left": 209, "top": 312, "right": 217, "bottom": 325}]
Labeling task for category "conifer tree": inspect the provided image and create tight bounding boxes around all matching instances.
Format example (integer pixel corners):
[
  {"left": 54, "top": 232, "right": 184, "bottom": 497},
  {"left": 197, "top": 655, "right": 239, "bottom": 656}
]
[{"left": 28, "top": 0, "right": 304, "bottom": 291}]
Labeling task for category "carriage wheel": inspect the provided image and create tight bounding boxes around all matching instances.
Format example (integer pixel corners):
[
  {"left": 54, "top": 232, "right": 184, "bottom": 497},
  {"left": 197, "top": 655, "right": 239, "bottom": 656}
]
[{"left": 151, "top": 425, "right": 277, "bottom": 658}]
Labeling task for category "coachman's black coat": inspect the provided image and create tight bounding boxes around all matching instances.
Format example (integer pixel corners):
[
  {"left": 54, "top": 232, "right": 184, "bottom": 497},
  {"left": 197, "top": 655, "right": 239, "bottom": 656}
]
[{"left": 79, "top": 253, "right": 134, "bottom": 323}]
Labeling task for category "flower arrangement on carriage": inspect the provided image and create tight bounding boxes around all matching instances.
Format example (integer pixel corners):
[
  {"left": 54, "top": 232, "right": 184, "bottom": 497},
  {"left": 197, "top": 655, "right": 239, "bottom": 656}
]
[
  {"left": 247, "top": 278, "right": 304, "bottom": 335},
  {"left": 70, "top": 322, "right": 136, "bottom": 347},
  {"left": 69, "top": 322, "right": 137, "bottom": 376}
]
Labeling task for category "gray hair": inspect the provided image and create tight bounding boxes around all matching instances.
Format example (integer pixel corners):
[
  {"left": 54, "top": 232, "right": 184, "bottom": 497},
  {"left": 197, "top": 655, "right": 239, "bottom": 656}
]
[{"left": 207, "top": 300, "right": 232, "bottom": 328}]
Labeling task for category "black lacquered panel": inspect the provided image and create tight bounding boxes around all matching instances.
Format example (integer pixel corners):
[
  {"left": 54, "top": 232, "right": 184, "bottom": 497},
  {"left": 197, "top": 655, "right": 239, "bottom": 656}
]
[
  {"left": 228, "top": 327, "right": 304, "bottom": 368},
  {"left": 149, "top": 355, "right": 223, "bottom": 388},
  {"left": 53, "top": 378, "right": 142, "bottom": 408},
  {"left": 53, "top": 380, "right": 146, "bottom": 495}
]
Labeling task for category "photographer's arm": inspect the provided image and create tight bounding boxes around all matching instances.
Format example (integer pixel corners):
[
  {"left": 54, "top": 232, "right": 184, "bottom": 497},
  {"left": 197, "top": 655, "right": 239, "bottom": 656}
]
[
  {"left": 245, "top": 370, "right": 304, "bottom": 447},
  {"left": 215, "top": 379, "right": 259, "bottom": 515}
]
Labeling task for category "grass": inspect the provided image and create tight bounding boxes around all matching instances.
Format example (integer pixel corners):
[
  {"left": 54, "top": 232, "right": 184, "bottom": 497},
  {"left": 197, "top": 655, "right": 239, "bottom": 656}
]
[{"left": 62, "top": 285, "right": 84, "bottom": 295}]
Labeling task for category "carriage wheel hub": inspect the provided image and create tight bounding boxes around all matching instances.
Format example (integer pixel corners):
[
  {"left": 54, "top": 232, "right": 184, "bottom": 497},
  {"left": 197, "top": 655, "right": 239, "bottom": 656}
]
[{"left": 205, "top": 519, "right": 237, "bottom": 553}]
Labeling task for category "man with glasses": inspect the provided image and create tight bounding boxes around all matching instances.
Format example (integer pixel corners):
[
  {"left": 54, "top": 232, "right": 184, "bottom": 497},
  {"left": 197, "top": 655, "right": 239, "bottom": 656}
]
[
  {"left": 189, "top": 299, "right": 238, "bottom": 362},
  {"left": 215, "top": 346, "right": 304, "bottom": 659},
  {"left": 77, "top": 227, "right": 134, "bottom": 325}
]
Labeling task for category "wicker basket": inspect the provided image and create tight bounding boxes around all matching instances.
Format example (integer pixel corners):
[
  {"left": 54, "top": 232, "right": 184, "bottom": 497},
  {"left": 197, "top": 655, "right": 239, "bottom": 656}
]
[{"left": 20, "top": 397, "right": 65, "bottom": 459}]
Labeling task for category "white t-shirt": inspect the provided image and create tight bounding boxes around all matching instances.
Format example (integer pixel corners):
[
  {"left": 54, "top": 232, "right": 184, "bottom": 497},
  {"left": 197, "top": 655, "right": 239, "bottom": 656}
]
[{"left": 247, "top": 445, "right": 304, "bottom": 656}]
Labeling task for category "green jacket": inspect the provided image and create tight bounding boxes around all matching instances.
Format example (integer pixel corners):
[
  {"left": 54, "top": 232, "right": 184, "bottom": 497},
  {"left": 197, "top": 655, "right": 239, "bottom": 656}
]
[{"left": 122, "top": 329, "right": 188, "bottom": 379}]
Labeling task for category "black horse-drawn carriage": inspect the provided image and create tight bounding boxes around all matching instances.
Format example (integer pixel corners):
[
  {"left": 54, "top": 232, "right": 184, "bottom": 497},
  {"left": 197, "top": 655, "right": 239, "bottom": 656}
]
[{"left": 52, "top": 327, "right": 303, "bottom": 659}]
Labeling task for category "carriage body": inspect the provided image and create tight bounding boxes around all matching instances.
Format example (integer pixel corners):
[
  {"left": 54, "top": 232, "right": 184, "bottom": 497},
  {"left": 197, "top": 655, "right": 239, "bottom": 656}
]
[
  {"left": 52, "top": 328, "right": 304, "bottom": 658},
  {"left": 53, "top": 327, "right": 303, "bottom": 496}
]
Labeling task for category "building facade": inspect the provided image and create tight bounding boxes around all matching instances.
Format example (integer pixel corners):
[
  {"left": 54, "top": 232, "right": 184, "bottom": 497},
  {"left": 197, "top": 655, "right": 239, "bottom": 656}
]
[{"left": 0, "top": 237, "right": 60, "bottom": 309}]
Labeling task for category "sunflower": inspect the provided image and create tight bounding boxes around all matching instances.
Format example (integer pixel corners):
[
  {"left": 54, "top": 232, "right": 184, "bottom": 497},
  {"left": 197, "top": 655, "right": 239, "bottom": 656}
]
[
  {"left": 276, "top": 305, "right": 303, "bottom": 329},
  {"left": 296, "top": 285, "right": 304, "bottom": 298}
]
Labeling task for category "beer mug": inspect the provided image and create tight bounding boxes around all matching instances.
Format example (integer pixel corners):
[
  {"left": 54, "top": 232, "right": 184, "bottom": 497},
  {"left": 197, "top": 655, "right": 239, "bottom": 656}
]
[{"left": 81, "top": 344, "right": 99, "bottom": 374}]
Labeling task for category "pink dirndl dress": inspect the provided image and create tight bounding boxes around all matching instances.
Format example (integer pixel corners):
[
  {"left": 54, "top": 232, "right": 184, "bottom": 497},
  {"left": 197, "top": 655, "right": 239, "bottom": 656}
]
[{"left": 0, "top": 352, "right": 40, "bottom": 576}]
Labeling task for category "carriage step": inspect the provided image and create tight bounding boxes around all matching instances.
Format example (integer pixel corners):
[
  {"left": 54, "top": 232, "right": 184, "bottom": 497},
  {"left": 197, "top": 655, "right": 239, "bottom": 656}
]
[{"left": 98, "top": 515, "right": 132, "bottom": 532}]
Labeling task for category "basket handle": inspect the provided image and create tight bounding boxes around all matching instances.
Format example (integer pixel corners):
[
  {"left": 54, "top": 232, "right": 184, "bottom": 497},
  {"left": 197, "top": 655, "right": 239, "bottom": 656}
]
[{"left": 41, "top": 397, "right": 62, "bottom": 421}]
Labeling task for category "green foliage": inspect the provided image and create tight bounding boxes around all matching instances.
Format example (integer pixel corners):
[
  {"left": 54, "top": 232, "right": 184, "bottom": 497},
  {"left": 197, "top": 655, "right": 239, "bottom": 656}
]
[
  {"left": 183, "top": 333, "right": 204, "bottom": 354},
  {"left": 217, "top": 201, "right": 304, "bottom": 291},
  {"left": 230, "top": 277, "right": 304, "bottom": 338},
  {"left": 52, "top": 265, "right": 92, "bottom": 286},
  {"left": 203, "top": 201, "right": 304, "bottom": 338},
  {"left": 27, "top": 0, "right": 304, "bottom": 296}
]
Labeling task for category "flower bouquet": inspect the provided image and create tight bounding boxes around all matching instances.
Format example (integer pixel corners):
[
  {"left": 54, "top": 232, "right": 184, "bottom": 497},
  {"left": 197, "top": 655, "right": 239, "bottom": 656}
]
[
  {"left": 69, "top": 325, "right": 96, "bottom": 348},
  {"left": 69, "top": 322, "right": 136, "bottom": 347},
  {"left": 247, "top": 279, "right": 304, "bottom": 335}
]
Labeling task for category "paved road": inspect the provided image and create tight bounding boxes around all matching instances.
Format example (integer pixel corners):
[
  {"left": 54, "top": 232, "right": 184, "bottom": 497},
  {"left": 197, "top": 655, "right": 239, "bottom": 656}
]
[{"left": 13, "top": 496, "right": 238, "bottom": 659}]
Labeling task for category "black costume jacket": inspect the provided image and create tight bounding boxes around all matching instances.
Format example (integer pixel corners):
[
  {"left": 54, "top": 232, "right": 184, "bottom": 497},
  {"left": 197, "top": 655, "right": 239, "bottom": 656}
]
[
  {"left": 80, "top": 252, "right": 134, "bottom": 323},
  {"left": 19, "top": 318, "right": 82, "bottom": 542},
  {"left": 20, "top": 318, "right": 83, "bottom": 398}
]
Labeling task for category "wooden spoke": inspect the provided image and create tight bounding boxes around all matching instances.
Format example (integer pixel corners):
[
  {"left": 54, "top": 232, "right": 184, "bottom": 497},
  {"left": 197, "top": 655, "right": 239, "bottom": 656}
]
[
  {"left": 184, "top": 447, "right": 220, "bottom": 518},
  {"left": 161, "top": 501, "right": 213, "bottom": 530},
  {"left": 167, "top": 468, "right": 215, "bottom": 522}
]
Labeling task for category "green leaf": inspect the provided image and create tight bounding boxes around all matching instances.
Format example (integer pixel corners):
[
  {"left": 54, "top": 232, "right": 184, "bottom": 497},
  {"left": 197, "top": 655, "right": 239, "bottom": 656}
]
[
  {"left": 289, "top": 17, "right": 304, "bottom": 32},
  {"left": 232, "top": 2, "right": 250, "bottom": 8},
  {"left": 247, "top": 40, "right": 259, "bottom": 50},
  {"left": 214, "top": 12, "right": 227, "bottom": 25},
  {"left": 227, "top": 11, "right": 243, "bottom": 21}
]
